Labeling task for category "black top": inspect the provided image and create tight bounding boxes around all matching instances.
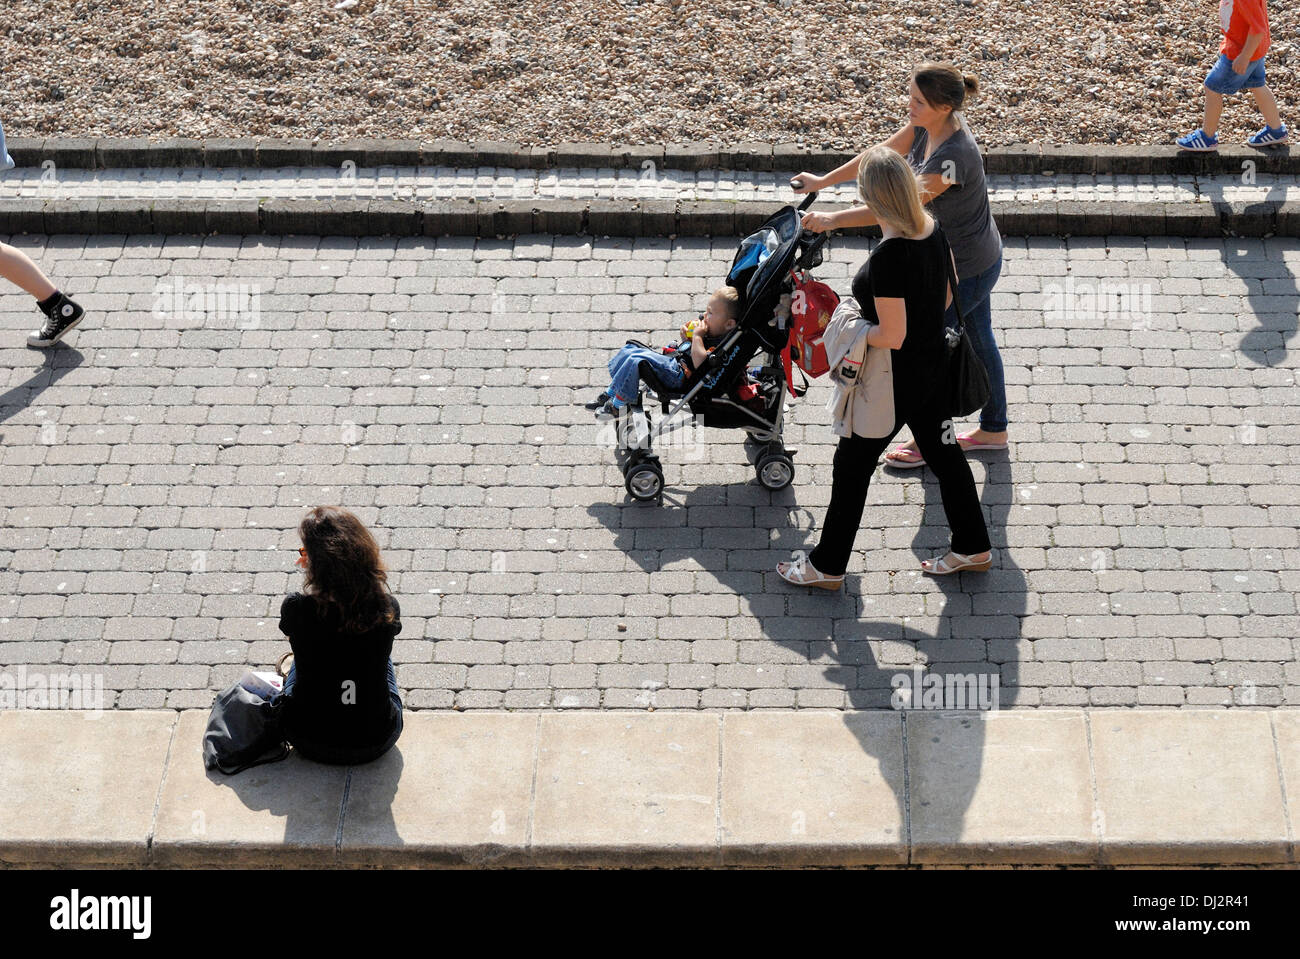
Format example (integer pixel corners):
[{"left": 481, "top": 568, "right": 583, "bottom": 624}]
[
  {"left": 851, "top": 227, "right": 952, "bottom": 375},
  {"left": 278, "top": 592, "right": 401, "bottom": 750}
]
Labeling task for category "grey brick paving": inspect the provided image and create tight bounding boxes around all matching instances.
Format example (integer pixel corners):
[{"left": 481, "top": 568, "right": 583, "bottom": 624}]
[{"left": 2, "top": 232, "right": 1299, "bottom": 710}]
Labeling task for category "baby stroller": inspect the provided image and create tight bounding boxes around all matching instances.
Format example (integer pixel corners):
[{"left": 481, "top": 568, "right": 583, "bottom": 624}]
[{"left": 609, "top": 192, "right": 832, "bottom": 503}]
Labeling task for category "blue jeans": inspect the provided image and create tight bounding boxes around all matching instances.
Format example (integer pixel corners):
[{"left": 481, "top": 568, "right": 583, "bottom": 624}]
[
  {"left": 607, "top": 344, "right": 687, "bottom": 405},
  {"left": 946, "top": 255, "right": 1007, "bottom": 433},
  {"left": 1205, "top": 53, "right": 1267, "bottom": 96}
]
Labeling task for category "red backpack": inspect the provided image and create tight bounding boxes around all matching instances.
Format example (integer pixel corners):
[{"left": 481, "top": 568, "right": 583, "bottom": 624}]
[{"left": 781, "top": 271, "right": 840, "bottom": 397}]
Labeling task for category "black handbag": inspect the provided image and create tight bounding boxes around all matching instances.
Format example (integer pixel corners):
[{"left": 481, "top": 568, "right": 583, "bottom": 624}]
[
  {"left": 202, "top": 682, "right": 290, "bottom": 775},
  {"left": 936, "top": 230, "right": 990, "bottom": 418}
]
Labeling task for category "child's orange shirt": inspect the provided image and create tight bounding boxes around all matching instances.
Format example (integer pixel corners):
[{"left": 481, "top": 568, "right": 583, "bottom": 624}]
[{"left": 1219, "top": 0, "right": 1270, "bottom": 60}]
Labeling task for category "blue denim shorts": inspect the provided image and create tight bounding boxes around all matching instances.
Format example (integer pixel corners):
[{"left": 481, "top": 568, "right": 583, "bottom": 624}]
[{"left": 1205, "top": 53, "right": 1267, "bottom": 95}]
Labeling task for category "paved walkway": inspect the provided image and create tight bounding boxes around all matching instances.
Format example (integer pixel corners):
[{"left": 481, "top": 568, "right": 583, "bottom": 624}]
[
  {"left": 2, "top": 164, "right": 1297, "bottom": 206},
  {"left": 1, "top": 231, "right": 1298, "bottom": 710}
]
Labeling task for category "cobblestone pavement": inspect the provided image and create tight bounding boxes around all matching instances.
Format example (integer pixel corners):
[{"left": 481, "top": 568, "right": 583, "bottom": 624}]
[
  {"left": 3, "top": 165, "right": 1297, "bottom": 206},
  {"left": 1, "top": 231, "right": 1298, "bottom": 710}
]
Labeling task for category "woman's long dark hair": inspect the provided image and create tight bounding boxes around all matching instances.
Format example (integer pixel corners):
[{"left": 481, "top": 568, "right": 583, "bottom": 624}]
[{"left": 298, "top": 506, "right": 395, "bottom": 634}]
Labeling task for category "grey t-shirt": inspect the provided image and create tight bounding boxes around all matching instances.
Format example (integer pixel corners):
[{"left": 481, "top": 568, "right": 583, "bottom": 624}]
[{"left": 905, "top": 125, "right": 1002, "bottom": 279}]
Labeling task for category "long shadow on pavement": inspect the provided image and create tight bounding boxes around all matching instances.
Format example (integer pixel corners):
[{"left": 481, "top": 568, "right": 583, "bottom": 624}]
[
  {"left": 589, "top": 447, "right": 1024, "bottom": 856},
  {"left": 1220, "top": 240, "right": 1300, "bottom": 366},
  {"left": 0, "top": 345, "right": 85, "bottom": 429}
]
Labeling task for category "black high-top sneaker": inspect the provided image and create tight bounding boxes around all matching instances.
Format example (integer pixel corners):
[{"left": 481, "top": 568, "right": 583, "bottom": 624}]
[{"left": 27, "top": 292, "right": 85, "bottom": 347}]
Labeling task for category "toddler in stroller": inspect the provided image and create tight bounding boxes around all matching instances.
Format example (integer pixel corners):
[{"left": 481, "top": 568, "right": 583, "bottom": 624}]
[
  {"left": 587, "top": 286, "right": 741, "bottom": 420},
  {"left": 589, "top": 192, "right": 832, "bottom": 503}
]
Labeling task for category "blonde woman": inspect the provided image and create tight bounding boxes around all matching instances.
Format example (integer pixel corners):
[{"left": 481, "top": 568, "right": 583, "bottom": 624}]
[{"left": 778, "top": 147, "right": 992, "bottom": 587}]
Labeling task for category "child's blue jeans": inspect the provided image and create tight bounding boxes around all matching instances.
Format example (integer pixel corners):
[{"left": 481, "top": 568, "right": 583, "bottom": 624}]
[{"left": 607, "top": 344, "right": 688, "bottom": 405}]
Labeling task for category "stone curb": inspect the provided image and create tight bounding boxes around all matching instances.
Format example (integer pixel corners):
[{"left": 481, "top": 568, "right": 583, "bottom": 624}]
[
  {"left": 1, "top": 709, "right": 1295, "bottom": 868},
  {"left": 1, "top": 197, "right": 1296, "bottom": 238},
  {"left": 6, "top": 137, "right": 1298, "bottom": 176}
]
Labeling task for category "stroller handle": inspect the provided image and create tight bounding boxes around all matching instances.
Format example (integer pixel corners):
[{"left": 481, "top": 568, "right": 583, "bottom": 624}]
[
  {"left": 797, "top": 230, "right": 831, "bottom": 271},
  {"left": 795, "top": 188, "right": 819, "bottom": 211}
]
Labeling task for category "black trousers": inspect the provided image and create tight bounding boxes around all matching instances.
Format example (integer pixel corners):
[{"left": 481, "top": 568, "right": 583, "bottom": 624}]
[{"left": 807, "top": 379, "right": 992, "bottom": 577}]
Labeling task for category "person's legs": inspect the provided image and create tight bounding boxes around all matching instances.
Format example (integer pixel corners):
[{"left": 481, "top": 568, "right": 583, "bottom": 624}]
[
  {"left": 1250, "top": 85, "right": 1283, "bottom": 131},
  {"left": 0, "top": 242, "right": 57, "bottom": 299},
  {"left": 1203, "top": 89, "right": 1225, "bottom": 137},
  {"left": 907, "top": 407, "right": 992, "bottom": 562},
  {"left": 608, "top": 348, "right": 684, "bottom": 407},
  {"left": 1, "top": 241, "right": 87, "bottom": 348},
  {"left": 607, "top": 343, "right": 639, "bottom": 378},
  {"left": 805, "top": 429, "right": 899, "bottom": 577},
  {"left": 959, "top": 256, "right": 1008, "bottom": 436}
]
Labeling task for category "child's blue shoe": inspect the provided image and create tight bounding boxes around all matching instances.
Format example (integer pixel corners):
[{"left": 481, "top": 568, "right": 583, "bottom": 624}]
[
  {"left": 0, "top": 152, "right": 13, "bottom": 172},
  {"left": 1246, "top": 123, "right": 1288, "bottom": 147},
  {"left": 1176, "top": 128, "right": 1219, "bottom": 151}
]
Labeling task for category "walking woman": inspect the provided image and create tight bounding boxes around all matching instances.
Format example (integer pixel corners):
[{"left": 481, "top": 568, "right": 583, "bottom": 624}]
[
  {"left": 792, "top": 62, "right": 1007, "bottom": 468},
  {"left": 276, "top": 506, "right": 404, "bottom": 764},
  {"left": 777, "top": 147, "right": 992, "bottom": 587}
]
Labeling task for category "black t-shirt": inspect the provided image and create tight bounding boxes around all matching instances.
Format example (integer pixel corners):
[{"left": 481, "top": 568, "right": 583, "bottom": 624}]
[
  {"left": 278, "top": 592, "right": 401, "bottom": 750},
  {"left": 851, "top": 227, "right": 952, "bottom": 374}
]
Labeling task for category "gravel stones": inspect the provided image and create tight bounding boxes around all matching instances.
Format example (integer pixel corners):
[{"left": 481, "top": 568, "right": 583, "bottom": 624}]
[{"left": 0, "top": 0, "right": 1293, "bottom": 147}]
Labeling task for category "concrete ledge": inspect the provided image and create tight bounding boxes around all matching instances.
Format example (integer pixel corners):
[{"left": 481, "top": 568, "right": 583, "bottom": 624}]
[
  {"left": 2, "top": 198, "right": 1296, "bottom": 238},
  {"left": 0, "top": 709, "right": 1295, "bottom": 868},
  {"left": 5, "top": 137, "right": 1297, "bottom": 175}
]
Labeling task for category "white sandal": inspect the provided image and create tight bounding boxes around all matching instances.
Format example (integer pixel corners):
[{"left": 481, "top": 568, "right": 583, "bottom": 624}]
[
  {"left": 776, "top": 555, "right": 845, "bottom": 590},
  {"left": 920, "top": 551, "right": 993, "bottom": 576}
]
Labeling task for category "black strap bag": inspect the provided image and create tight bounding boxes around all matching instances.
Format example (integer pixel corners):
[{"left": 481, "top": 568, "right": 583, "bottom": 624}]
[
  {"left": 936, "top": 230, "right": 991, "bottom": 419},
  {"left": 202, "top": 682, "right": 290, "bottom": 775}
]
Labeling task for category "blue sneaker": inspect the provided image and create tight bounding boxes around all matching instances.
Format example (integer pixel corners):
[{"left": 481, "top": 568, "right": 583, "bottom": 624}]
[
  {"left": 1246, "top": 123, "right": 1288, "bottom": 147},
  {"left": 0, "top": 152, "right": 13, "bottom": 172},
  {"left": 1176, "top": 128, "right": 1219, "bottom": 152}
]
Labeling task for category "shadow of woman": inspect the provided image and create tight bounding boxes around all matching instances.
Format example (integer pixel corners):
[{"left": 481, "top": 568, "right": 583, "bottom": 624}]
[
  {"left": 586, "top": 449, "right": 1024, "bottom": 857},
  {"left": 842, "top": 454, "right": 1026, "bottom": 855},
  {"left": 0, "top": 345, "right": 85, "bottom": 429},
  {"left": 1221, "top": 240, "right": 1299, "bottom": 366}
]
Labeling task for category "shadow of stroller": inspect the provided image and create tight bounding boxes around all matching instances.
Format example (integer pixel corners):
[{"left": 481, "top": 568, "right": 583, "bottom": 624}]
[
  {"left": 587, "top": 450, "right": 1025, "bottom": 856},
  {"left": 1221, "top": 241, "right": 1300, "bottom": 366},
  {"left": 0, "top": 345, "right": 85, "bottom": 429}
]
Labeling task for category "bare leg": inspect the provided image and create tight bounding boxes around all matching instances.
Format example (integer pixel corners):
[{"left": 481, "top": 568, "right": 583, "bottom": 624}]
[
  {"left": 0, "top": 242, "right": 58, "bottom": 300},
  {"left": 1250, "top": 86, "right": 1283, "bottom": 130},
  {"left": 1203, "top": 89, "right": 1224, "bottom": 136}
]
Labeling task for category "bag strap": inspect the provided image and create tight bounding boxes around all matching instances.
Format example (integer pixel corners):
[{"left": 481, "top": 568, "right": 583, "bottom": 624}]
[
  {"left": 936, "top": 228, "right": 967, "bottom": 338},
  {"left": 781, "top": 343, "right": 809, "bottom": 398}
]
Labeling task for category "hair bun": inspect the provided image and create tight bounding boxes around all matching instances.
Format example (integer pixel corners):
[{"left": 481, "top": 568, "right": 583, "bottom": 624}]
[{"left": 962, "top": 73, "right": 980, "bottom": 98}]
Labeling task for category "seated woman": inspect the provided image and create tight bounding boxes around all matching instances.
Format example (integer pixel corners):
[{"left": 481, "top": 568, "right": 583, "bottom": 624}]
[{"left": 276, "top": 506, "right": 403, "bottom": 765}]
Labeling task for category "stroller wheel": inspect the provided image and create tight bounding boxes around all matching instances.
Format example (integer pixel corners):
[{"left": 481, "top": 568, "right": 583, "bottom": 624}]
[
  {"left": 625, "top": 460, "right": 665, "bottom": 502},
  {"left": 756, "top": 451, "right": 795, "bottom": 490}
]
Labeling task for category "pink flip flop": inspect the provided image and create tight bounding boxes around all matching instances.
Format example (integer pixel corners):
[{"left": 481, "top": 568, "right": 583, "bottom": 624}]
[
  {"left": 883, "top": 446, "right": 926, "bottom": 469},
  {"left": 957, "top": 432, "right": 1009, "bottom": 452}
]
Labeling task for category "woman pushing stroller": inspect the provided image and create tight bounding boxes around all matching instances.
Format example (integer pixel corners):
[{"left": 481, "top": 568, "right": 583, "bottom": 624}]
[{"left": 778, "top": 146, "right": 993, "bottom": 588}]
